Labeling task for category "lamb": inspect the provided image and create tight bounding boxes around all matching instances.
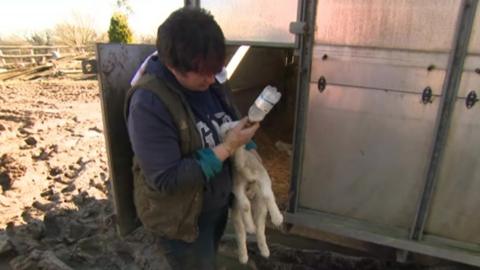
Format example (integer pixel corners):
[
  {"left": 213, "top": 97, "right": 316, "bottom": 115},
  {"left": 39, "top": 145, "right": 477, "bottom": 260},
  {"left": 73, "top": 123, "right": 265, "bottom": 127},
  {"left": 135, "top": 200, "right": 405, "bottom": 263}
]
[{"left": 218, "top": 121, "right": 284, "bottom": 264}]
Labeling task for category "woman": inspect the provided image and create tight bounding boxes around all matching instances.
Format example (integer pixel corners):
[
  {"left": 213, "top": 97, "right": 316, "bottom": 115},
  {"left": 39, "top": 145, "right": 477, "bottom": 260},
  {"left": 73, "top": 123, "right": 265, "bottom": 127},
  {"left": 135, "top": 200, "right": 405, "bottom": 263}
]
[{"left": 125, "top": 7, "right": 260, "bottom": 269}]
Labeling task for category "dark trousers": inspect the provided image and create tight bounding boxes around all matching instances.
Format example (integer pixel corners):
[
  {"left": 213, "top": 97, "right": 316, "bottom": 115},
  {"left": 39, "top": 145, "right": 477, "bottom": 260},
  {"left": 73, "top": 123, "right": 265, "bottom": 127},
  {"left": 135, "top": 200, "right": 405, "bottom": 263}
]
[{"left": 158, "top": 205, "right": 229, "bottom": 270}]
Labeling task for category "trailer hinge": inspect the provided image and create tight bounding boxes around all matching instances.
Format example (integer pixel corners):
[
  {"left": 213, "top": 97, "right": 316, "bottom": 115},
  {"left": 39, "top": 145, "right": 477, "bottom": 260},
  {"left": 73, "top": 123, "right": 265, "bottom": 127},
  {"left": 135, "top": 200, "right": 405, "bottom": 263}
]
[{"left": 289, "top": 21, "right": 307, "bottom": 35}]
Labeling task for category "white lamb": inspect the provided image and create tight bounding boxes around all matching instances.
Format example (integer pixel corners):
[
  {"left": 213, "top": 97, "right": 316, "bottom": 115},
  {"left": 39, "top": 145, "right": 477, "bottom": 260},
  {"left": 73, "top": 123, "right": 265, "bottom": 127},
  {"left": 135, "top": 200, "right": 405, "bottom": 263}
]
[{"left": 218, "top": 121, "right": 284, "bottom": 264}]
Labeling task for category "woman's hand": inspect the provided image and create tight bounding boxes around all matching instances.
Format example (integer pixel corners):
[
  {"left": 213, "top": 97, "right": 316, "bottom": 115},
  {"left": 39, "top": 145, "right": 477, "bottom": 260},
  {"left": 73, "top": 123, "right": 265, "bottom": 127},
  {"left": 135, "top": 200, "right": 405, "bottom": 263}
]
[
  {"left": 214, "top": 117, "right": 260, "bottom": 160},
  {"left": 223, "top": 117, "right": 259, "bottom": 153}
]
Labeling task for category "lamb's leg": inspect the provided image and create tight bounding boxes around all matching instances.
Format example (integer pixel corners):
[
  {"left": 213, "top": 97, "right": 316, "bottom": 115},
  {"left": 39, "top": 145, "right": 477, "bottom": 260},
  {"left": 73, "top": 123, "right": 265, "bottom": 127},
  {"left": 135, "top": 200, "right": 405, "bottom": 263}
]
[
  {"left": 243, "top": 151, "right": 283, "bottom": 226},
  {"left": 253, "top": 195, "right": 270, "bottom": 258},
  {"left": 258, "top": 174, "right": 283, "bottom": 226},
  {"left": 232, "top": 204, "right": 249, "bottom": 264},
  {"left": 233, "top": 179, "right": 256, "bottom": 233}
]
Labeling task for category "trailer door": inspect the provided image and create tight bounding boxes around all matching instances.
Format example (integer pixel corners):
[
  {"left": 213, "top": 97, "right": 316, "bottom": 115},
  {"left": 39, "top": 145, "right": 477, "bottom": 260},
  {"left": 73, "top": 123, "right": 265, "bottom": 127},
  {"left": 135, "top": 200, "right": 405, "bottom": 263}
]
[{"left": 287, "top": 0, "right": 480, "bottom": 266}]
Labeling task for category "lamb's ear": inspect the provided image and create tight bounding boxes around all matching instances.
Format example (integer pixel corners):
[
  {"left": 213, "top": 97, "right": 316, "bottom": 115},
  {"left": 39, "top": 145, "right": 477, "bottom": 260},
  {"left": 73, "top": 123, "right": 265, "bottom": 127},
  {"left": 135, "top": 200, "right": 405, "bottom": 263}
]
[{"left": 216, "top": 120, "right": 240, "bottom": 140}]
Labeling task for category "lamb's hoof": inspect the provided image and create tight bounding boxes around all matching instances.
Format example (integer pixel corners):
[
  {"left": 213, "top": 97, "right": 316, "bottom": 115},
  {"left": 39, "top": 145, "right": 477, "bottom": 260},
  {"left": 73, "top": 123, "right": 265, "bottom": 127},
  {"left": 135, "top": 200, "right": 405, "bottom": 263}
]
[
  {"left": 260, "top": 247, "right": 270, "bottom": 258},
  {"left": 239, "top": 254, "right": 249, "bottom": 264},
  {"left": 246, "top": 224, "right": 256, "bottom": 234},
  {"left": 271, "top": 213, "right": 284, "bottom": 226}
]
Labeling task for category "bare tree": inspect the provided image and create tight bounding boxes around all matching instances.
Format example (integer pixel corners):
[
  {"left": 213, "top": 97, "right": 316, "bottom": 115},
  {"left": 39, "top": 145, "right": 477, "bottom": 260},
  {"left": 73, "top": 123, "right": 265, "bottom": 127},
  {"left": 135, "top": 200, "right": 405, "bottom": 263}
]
[
  {"left": 96, "top": 32, "right": 109, "bottom": 43},
  {"left": 137, "top": 34, "right": 156, "bottom": 44},
  {"left": 25, "top": 30, "right": 53, "bottom": 45},
  {"left": 52, "top": 12, "right": 98, "bottom": 46},
  {"left": 0, "top": 34, "right": 29, "bottom": 45}
]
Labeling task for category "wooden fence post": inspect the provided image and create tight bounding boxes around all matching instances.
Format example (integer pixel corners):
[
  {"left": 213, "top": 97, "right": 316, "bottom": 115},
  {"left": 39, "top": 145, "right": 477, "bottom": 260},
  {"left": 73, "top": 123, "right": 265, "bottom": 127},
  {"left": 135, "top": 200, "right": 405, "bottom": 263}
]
[
  {"left": 0, "top": 49, "right": 6, "bottom": 67},
  {"left": 30, "top": 49, "right": 36, "bottom": 64}
]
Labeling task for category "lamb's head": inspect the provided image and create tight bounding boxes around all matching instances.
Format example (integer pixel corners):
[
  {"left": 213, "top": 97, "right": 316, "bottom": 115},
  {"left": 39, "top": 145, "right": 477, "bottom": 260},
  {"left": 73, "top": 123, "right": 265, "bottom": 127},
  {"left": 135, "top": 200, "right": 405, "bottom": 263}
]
[{"left": 217, "top": 121, "right": 240, "bottom": 141}]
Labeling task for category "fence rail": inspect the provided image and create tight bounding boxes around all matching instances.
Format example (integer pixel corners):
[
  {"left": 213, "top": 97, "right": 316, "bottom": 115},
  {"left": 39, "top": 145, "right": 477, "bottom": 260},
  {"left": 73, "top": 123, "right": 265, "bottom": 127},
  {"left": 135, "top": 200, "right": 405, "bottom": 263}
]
[
  {"left": 0, "top": 45, "right": 94, "bottom": 68},
  {"left": 0, "top": 45, "right": 91, "bottom": 49}
]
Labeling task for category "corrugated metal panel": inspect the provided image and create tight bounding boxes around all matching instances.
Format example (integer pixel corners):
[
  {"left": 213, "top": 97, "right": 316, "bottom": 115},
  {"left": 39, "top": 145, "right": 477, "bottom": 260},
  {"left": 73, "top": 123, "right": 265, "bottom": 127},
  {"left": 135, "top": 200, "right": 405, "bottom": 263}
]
[
  {"left": 457, "top": 68, "right": 480, "bottom": 97},
  {"left": 425, "top": 97, "right": 480, "bottom": 244},
  {"left": 315, "top": 0, "right": 461, "bottom": 51},
  {"left": 468, "top": 6, "right": 480, "bottom": 53},
  {"left": 310, "top": 45, "right": 448, "bottom": 95},
  {"left": 202, "top": 0, "right": 298, "bottom": 44},
  {"left": 425, "top": 7, "right": 480, "bottom": 244},
  {"left": 298, "top": 0, "right": 452, "bottom": 230},
  {"left": 299, "top": 83, "right": 439, "bottom": 229}
]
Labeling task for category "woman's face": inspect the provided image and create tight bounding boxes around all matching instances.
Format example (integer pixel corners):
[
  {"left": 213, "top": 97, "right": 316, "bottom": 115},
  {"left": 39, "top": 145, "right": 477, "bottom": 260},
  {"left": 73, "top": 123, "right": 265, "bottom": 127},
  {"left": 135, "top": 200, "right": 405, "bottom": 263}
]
[{"left": 170, "top": 67, "right": 216, "bottom": 91}]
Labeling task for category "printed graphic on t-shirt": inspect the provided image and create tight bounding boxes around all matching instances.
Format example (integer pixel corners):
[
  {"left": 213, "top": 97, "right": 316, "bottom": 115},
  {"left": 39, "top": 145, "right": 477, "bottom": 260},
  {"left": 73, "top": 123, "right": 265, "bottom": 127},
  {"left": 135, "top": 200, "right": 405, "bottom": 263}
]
[
  {"left": 214, "top": 112, "right": 232, "bottom": 124},
  {"left": 196, "top": 112, "right": 232, "bottom": 148},
  {"left": 196, "top": 121, "right": 216, "bottom": 148}
]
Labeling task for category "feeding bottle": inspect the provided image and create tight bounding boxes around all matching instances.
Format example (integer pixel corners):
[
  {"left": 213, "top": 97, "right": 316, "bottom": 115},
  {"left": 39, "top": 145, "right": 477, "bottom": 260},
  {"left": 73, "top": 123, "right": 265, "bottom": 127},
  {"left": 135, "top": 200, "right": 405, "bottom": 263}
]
[{"left": 248, "top": 85, "right": 282, "bottom": 122}]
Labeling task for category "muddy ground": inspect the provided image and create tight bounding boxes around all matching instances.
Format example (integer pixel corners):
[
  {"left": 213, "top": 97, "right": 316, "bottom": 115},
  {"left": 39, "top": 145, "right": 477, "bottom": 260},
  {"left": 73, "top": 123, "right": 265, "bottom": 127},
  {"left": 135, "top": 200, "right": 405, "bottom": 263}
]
[{"left": 0, "top": 79, "right": 475, "bottom": 270}]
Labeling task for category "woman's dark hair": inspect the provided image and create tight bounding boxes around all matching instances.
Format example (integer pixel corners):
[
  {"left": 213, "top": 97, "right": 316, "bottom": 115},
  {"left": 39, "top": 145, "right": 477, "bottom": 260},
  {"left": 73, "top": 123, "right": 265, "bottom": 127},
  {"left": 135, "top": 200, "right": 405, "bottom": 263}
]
[{"left": 156, "top": 7, "right": 225, "bottom": 75}]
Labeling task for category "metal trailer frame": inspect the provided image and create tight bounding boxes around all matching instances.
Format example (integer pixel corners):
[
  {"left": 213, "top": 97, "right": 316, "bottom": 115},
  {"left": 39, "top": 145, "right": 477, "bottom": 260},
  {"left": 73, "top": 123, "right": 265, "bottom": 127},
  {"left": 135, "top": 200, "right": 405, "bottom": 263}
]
[{"left": 286, "top": 0, "right": 480, "bottom": 267}]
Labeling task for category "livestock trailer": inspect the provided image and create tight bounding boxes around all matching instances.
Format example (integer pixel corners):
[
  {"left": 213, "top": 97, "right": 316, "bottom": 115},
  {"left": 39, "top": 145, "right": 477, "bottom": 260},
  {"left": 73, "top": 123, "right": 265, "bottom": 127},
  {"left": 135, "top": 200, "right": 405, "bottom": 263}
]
[{"left": 97, "top": 0, "right": 480, "bottom": 267}]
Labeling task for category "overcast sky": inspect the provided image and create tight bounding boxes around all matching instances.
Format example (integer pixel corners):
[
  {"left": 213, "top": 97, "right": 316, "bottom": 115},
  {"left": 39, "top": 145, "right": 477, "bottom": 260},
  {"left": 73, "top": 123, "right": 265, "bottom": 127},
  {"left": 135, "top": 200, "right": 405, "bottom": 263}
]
[{"left": 0, "top": 0, "right": 184, "bottom": 38}]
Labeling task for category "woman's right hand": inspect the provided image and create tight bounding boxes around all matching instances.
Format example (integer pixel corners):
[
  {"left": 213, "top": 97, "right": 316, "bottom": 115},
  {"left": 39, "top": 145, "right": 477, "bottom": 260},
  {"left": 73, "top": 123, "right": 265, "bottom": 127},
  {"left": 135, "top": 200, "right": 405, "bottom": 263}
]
[{"left": 223, "top": 117, "right": 259, "bottom": 154}]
